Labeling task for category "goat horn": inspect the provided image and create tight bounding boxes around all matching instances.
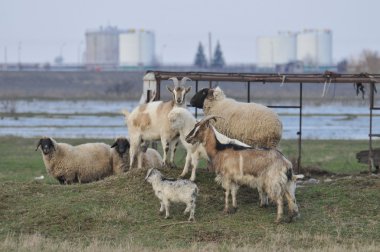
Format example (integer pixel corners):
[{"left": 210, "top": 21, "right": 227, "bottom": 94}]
[
  {"left": 180, "top": 77, "right": 192, "bottom": 86},
  {"left": 168, "top": 77, "right": 179, "bottom": 87},
  {"left": 198, "top": 115, "right": 224, "bottom": 126}
]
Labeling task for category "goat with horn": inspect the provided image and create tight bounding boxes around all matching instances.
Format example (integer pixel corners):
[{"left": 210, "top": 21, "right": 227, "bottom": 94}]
[
  {"left": 123, "top": 77, "right": 192, "bottom": 169},
  {"left": 185, "top": 115, "right": 303, "bottom": 223}
]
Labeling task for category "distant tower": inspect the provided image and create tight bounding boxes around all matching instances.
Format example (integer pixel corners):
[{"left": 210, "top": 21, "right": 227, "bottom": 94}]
[
  {"left": 85, "top": 26, "right": 119, "bottom": 66},
  {"left": 119, "top": 29, "right": 155, "bottom": 66},
  {"left": 296, "top": 29, "right": 332, "bottom": 66}
]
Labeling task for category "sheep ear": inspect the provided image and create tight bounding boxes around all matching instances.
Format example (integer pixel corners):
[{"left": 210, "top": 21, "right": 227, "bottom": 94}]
[
  {"left": 35, "top": 139, "right": 41, "bottom": 151},
  {"left": 166, "top": 85, "right": 174, "bottom": 94},
  {"left": 207, "top": 89, "right": 215, "bottom": 99},
  {"left": 110, "top": 141, "right": 118, "bottom": 148}
]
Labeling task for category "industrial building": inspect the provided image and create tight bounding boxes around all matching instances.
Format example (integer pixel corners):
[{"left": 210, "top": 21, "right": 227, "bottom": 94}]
[
  {"left": 119, "top": 29, "right": 155, "bottom": 66},
  {"left": 85, "top": 26, "right": 155, "bottom": 67},
  {"left": 85, "top": 26, "right": 120, "bottom": 66},
  {"left": 257, "top": 29, "right": 332, "bottom": 68}
]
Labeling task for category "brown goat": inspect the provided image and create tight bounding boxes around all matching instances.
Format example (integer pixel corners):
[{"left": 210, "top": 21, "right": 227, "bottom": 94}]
[{"left": 185, "top": 115, "right": 303, "bottom": 223}]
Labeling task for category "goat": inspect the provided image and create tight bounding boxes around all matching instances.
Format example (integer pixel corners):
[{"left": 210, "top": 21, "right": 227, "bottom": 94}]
[
  {"left": 185, "top": 115, "right": 303, "bottom": 223},
  {"left": 124, "top": 77, "right": 191, "bottom": 169},
  {"left": 145, "top": 168, "right": 198, "bottom": 221}
]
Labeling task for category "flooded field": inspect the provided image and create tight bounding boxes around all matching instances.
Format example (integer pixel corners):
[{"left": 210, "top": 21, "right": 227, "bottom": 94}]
[{"left": 0, "top": 99, "right": 378, "bottom": 140}]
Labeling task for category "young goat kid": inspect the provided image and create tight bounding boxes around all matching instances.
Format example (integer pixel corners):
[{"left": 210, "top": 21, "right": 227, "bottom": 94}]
[
  {"left": 185, "top": 116, "right": 303, "bottom": 223},
  {"left": 145, "top": 168, "right": 198, "bottom": 221},
  {"left": 125, "top": 77, "right": 191, "bottom": 169}
]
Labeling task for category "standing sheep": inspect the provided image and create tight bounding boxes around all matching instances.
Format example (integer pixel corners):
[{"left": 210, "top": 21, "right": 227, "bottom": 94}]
[
  {"left": 145, "top": 168, "right": 198, "bottom": 221},
  {"left": 36, "top": 137, "right": 113, "bottom": 184},
  {"left": 190, "top": 87, "right": 282, "bottom": 148},
  {"left": 110, "top": 137, "right": 162, "bottom": 174},
  {"left": 125, "top": 77, "right": 191, "bottom": 169}
]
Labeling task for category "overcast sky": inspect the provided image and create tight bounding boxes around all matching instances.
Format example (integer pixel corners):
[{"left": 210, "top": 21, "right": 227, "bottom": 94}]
[{"left": 1, "top": 0, "right": 379, "bottom": 64}]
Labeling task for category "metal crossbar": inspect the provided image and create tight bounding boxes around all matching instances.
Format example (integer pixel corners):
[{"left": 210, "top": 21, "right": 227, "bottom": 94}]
[{"left": 144, "top": 71, "right": 379, "bottom": 173}]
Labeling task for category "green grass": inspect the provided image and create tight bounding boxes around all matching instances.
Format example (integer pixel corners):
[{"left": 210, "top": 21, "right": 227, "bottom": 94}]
[{"left": 0, "top": 136, "right": 379, "bottom": 251}]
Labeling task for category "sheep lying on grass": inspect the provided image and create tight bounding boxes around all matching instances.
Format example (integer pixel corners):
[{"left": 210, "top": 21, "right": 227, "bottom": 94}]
[
  {"left": 145, "top": 168, "right": 198, "bottom": 221},
  {"left": 185, "top": 116, "right": 303, "bottom": 223},
  {"left": 36, "top": 137, "right": 113, "bottom": 184},
  {"left": 110, "top": 137, "right": 162, "bottom": 174},
  {"left": 190, "top": 87, "right": 282, "bottom": 148}
]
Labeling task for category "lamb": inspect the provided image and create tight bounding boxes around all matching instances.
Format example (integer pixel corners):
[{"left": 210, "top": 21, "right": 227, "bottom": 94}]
[
  {"left": 185, "top": 116, "right": 303, "bottom": 223},
  {"left": 35, "top": 137, "right": 113, "bottom": 184},
  {"left": 190, "top": 87, "right": 283, "bottom": 148},
  {"left": 145, "top": 168, "right": 198, "bottom": 221},
  {"left": 124, "top": 77, "right": 191, "bottom": 169},
  {"left": 110, "top": 136, "right": 162, "bottom": 174}
]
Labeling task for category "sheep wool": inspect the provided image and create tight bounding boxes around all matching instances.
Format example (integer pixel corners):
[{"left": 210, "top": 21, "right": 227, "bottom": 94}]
[{"left": 203, "top": 87, "right": 283, "bottom": 148}]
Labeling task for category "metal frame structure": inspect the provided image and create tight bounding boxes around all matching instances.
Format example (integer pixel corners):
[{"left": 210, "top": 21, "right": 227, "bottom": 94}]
[{"left": 143, "top": 71, "right": 380, "bottom": 173}]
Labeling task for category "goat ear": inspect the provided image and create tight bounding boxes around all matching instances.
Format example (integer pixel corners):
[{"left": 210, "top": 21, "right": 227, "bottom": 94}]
[
  {"left": 166, "top": 85, "right": 174, "bottom": 93},
  {"left": 35, "top": 139, "right": 41, "bottom": 151},
  {"left": 185, "top": 86, "right": 191, "bottom": 94}
]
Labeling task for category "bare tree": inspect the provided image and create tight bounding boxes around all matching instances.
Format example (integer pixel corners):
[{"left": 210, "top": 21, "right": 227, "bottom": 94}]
[{"left": 348, "top": 49, "right": 380, "bottom": 73}]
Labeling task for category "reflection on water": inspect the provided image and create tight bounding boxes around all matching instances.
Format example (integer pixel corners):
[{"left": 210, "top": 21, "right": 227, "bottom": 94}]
[{"left": 0, "top": 99, "right": 378, "bottom": 140}]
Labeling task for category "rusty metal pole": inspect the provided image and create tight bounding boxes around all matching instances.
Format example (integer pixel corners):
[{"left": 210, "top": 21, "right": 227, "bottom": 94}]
[
  {"left": 369, "top": 82, "right": 374, "bottom": 173},
  {"left": 247, "top": 81, "right": 251, "bottom": 103},
  {"left": 156, "top": 78, "right": 161, "bottom": 101},
  {"left": 195, "top": 80, "right": 199, "bottom": 118},
  {"left": 297, "top": 82, "right": 303, "bottom": 173}
]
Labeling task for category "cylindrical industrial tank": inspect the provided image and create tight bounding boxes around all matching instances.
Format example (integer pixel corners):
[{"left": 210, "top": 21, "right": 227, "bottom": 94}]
[
  {"left": 119, "top": 29, "right": 155, "bottom": 66},
  {"left": 296, "top": 29, "right": 332, "bottom": 66},
  {"left": 272, "top": 32, "right": 297, "bottom": 64},
  {"left": 256, "top": 36, "right": 274, "bottom": 68}
]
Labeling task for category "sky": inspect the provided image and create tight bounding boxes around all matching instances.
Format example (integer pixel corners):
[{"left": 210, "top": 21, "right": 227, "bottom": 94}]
[{"left": 0, "top": 0, "right": 379, "bottom": 65}]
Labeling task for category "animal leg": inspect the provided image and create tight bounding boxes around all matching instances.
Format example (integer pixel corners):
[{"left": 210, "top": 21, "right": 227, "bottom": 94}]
[
  {"left": 231, "top": 182, "right": 239, "bottom": 212},
  {"left": 188, "top": 199, "right": 196, "bottom": 222},
  {"left": 129, "top": 136, "right": 141, "bottom": 168},
  {"left": 258, "top": 188, "right": 269, "bottom": 208},
  {"left": 163, "top": 199, "right": 170, "bottom": 219},
  {"left": 179, "top": 151, "right": 192, "bottom": 178},
  {"left": 189, "top": 152, "right": 200, "bottom": 182},
  {"left": 222, "top": 180, "right": 232, "bottom": 214},
  {"left": 168, "top": 139, "right": 179, "bottom": 168},
  {"left": 160, "top": 137, "right": 170, "bottom": 167},
  {"left": 285, "top": 190, "right": 299, "bottom": 222},
  {"left": 275, "top": 197, "right": 284, "bottom": 224}
]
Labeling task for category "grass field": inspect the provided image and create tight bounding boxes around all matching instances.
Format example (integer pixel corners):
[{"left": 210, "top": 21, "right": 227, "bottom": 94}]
[{"left": 0, "top": 136, "right": 379, "bottom": 251}]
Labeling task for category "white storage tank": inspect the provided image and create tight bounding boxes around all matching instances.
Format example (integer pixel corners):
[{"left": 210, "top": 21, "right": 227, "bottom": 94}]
[
  {"left": 119, "top": 29, "right": 155, "bottom": 66},
  {"left": 272, "top": 32, "right": 297, "bottom": 65},
  {"left": 256, "top": 36, "right": 274, "bottom": 68},
  {"left": 257, "top": 32, "right": 297, "bottom": 68},
  {"left": 296, "top": 29, "right": 332, "bottom": 66}
]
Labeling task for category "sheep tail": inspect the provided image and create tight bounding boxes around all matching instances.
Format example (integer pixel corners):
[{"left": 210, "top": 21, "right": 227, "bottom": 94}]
[{"left": 121, "top": 109, "right": 130, "bottom": 118}]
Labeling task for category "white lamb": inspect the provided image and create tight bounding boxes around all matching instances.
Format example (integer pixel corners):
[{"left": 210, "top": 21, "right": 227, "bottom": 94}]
[{"left": 145, "top": 168, "right": 198, "bottom": 221}]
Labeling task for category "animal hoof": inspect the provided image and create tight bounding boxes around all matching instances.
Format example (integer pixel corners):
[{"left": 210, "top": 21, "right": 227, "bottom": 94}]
[
  {"left": 188, "top": 217, "right": 195, "bottom": 222},
  {"left": 260, "top": 204, "right": 268, "bottom": 208},
  {"left": 223, "top": 207, "right": 237, "bottom": 214}
]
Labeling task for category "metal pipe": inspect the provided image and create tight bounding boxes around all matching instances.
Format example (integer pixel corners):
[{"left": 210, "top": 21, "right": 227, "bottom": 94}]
[
  {"left": 369, "top": 82, "right": 374, "bottom": 173},
  {"left": 195, "top": 80, "right": 199, "bottom": 118},
  {"left": 297, "top": 82, "right": 303, "bottom": 173}
]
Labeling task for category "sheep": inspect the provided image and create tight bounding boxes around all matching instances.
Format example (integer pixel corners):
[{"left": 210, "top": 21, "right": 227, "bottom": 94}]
[
  {"left": 185, "top": 115, "right": 303, "bottom": 223},
  {"left": 124, "top": 77, "right": 191, "bottom": 169},
  {"left": 35, "top": 137, "right": 113, "bottom": 184},
  {"left": 145, "top": 168, "right": 198, "bottom": 221},
  {"left": 190, "top": 87, "right": 283, "bottom": 148},
  {"left": 110, "top": 136, "right": 162, "bottom": 174}
]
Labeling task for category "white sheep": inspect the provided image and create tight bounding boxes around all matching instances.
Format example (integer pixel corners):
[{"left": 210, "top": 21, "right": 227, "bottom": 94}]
[
  {"left": 190, "top": 87, "right": 283, "bottom": 148},
  {"left": 36, "top": 137, "right": 113, "bottom": 184},
  {"left": 145, "top": 168, "right": 198, "bottom": 221},
  {"left": 168, "top": 107, "right": 208, "bottom": 181},
  {"left": 124, "top": 77, "right": 191, "bottom": 169},
  {"left": 110, "top": 136, "right": 162, "bottom": 174},
  {"left": 185, "top": 116, "right": 303, "bottom": 223}
]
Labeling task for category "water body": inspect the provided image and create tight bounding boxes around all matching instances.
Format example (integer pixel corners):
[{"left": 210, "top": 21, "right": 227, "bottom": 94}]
[{"left": 0, "top": 99, "right": 378, "bottom": 140}]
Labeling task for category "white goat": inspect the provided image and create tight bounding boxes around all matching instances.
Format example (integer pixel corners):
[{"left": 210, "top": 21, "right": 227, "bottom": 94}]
[
  {"left": 168, "top": 107, "right": 208, "bottom": 181},
  {"left": 145, "top": 168, "right": 198, "bottom": 221},
  {"left": 185, "top": 115, "right": 303, "bottom": 223},
  {"left": 124, "top": 77, "right": 191, "bottom": 169}
]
